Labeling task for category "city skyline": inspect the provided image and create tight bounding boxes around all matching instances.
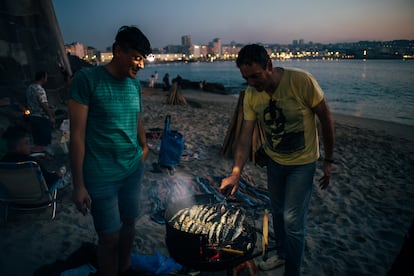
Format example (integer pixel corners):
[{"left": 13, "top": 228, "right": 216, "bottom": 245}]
[{"left": 52, "top": 0, "right": 414, "bottom": 51}]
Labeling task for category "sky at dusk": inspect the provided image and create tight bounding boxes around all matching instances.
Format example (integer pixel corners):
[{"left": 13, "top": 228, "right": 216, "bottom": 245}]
[{"left": 52, "top": 0, "right": 414, "bottom": 51}]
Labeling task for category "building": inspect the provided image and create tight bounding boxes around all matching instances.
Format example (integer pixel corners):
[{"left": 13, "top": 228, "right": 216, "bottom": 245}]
[
  {"left": 99, "top": 52, "right": 113, "bottom": 64},
  {"left": 181, "top": 35, "right": 191, "bottom": 47},
  {"left": 212, "top": 38, "right": 222, "bottom": 56},
  {"left": 165, "top": 44, "right": 184, "bottom": 54},
  {"left": 65, "top": 42, "right": 86, "bottom": 59},
  {"left": 152, "top": 53, "right": 185, "bottom": 62},
  {"left": 221, "top": 45, "right": 240, "bottom": 59},
  {"left": 181, "top": 35, "right": 191, "bottom": 55},
  {"left": 190, "top": 45, "right": 201, "bottom": 58}
]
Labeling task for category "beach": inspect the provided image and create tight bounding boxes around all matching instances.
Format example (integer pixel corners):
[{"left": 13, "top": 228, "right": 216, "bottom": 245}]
[{"left": 0, "top": 87, "right": 413, "bottom": 276}]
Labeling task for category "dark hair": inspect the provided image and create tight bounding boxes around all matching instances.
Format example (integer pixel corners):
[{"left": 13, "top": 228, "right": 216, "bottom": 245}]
[
  {"left": 236, "top": 44, "right": 270, "bottom": 69},
  {"left": 34, "top": 71, "right": 47, "bottom": 81},
  {"left": 2, "top": 125, "right": 30, "bottom": 151},
  {"left": 113, "top": 26, "right": 151, "bottom": 57}
]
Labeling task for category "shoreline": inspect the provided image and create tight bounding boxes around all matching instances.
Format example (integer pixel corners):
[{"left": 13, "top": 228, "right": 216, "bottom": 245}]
[
  {"left": 139, "top": 59, "right": 414, "bottom": 127},
  {"left": 333, "top": 112, "right": 414, "bottom": 143},
  {"left": 156, "top": 87, "right": 414, "bottom": 142}
]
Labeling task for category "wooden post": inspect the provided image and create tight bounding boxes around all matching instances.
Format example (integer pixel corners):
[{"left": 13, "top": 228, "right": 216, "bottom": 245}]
[
  {"left": 221, "top": 90, "right": 265, "bottom": 162},
  {"left": 166, "top": 82, "right": 187, "bottom": 105}
]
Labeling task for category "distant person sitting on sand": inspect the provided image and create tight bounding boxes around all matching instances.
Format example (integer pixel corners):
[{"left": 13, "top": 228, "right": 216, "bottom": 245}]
[
  {"left": 162, "top": 73, "right": 170, "bottom": 91},
  {"left": 220, "top": 44, "right": 335, "bottom": 274},
  {"left": 1, "top": 125, "right": 64, "bottom": 188}
]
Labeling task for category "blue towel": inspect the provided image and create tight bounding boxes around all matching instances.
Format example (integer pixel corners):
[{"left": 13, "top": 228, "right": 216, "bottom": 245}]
[{"left": 130, "top": 252, "right": 182, "bottom": 275}]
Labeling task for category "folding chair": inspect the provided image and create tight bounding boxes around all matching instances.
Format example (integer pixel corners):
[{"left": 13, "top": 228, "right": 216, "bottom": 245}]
[{"left": 0, "top": 161, "right": 60, "bottom": 223}]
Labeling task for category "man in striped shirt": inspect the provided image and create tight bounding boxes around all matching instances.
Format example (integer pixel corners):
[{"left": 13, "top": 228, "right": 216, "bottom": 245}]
[{"left": 68, "top": 26, "right": 151, "bottom": 276}]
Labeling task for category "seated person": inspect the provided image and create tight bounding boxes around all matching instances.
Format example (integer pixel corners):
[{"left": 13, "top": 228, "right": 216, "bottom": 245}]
[{"left": 1, "top": 125, "right": 63, "bottom": 188}]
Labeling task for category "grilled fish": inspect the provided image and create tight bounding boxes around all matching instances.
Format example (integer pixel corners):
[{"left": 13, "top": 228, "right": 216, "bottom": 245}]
[{"left": 169, "top": 203, "right": 247, "bottom": 245}]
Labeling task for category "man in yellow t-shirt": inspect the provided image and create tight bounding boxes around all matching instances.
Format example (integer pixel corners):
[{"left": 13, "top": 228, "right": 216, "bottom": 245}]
[{"left": 221, "top": 44, "right": 335, "bottom": 275}]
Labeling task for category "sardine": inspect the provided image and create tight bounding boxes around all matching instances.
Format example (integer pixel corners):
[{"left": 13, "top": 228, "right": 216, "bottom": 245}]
[
  {"left": 202, "top": 206, "right": 215, "bottom": 222},
  {"left": 173, "top": 221, "right": 180, "bottom": 230},
  {"left": 231, "top": 224, "right": 244, "bottom": 241},
  {"left": 196, "top": 205, "right": 209, "bottom": 221},
  {"left": 215, "top": 223, "right": 223, "bottom": 244},
  {"left": 228, "top": 208, "right": 241, "bottom": 227},
  {"left": 235, "top": 213, "right": 246, "bottom": 227},
  {"left": 216, "top": 203, "right": 226, "bottom": 214},
  {"left": 201, "top": 222, "right": 212, "bottom": 235},
  {"left": 169, "top": 208, "right": 187, "bottom": 223},
  {"left": 194, "top": 222, "right": 205, "bottom": 234},
  {"left": 221, "top": 224, "right": 230, "bottom": 242},
  {"left": 189, "top": 205, "right": 201, "bottom": 220},
  {"left": 189, "top": 220, "right": 199, "bottom": 233},
  {"left": 182, "top": 217, "right": 193, "bottom": 232},
  {"left": 205, "top": 212, "right": 218, "bottom": 222},
  {"left": 220, "top": 210, "right": 229, "bottom": 224},
  {"left": 208, "top": 221, "right": 218, "bottom": 243},
  {"left": 178, "top": 209, "right": 189, "bottom": 224}
]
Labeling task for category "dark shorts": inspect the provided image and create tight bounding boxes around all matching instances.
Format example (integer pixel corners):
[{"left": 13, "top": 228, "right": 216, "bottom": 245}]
[
  {"left": 29, "top": 116, "right": 51, "bottom": 146},
  {"left": 86, "top": 163, "right": 145, "bottom": 235}
]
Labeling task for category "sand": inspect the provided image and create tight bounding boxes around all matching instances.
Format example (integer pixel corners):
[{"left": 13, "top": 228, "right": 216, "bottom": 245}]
[{"left": 0, "top": 87, "right": 413, "bottom": 276}]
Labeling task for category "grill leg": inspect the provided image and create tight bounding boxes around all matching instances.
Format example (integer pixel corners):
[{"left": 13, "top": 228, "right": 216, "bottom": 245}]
[{"left": 230, "top": 259, "right": 258, "bottom": 276}]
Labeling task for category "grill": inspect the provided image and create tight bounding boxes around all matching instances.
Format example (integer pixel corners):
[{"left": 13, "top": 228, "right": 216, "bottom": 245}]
[{"left": 164, "top": 194, "right": 257, "bottom": 271}]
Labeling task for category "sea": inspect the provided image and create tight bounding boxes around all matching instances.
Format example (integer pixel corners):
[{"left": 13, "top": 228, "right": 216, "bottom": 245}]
[{"left": 138, "top": 59, "right": 414, "bottom": 126}]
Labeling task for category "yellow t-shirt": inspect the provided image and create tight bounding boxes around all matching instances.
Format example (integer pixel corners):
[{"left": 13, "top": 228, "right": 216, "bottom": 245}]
[{"left": 243, "top": 68, "right": 324, "bottom": 165}]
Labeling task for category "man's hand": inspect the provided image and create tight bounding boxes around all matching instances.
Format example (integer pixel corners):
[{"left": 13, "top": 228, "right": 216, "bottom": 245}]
[
  {"left": 220, "top": 174, "right": 240, "bottom": 196},
  {"left": 318, "top": 162, "right": 332, "bottom": 190},
  {"left": 141, "top": 145, "right": 149, "bottom": 163},
  {"left": 72, "top": 186, "right": 91, "bottom": 215}
]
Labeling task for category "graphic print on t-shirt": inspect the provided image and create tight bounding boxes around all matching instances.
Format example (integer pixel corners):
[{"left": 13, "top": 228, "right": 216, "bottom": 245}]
[{"left": 263, "top": 99, "right": 305, "bottom": 154}]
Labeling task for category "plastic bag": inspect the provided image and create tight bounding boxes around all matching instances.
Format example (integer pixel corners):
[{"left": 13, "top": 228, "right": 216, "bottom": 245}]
[
  {"left": 130, "top": 251, "right": 182, "bottom": 275},
  {"left": 158, "top": 115, "right": 185, "bottom": 167}
]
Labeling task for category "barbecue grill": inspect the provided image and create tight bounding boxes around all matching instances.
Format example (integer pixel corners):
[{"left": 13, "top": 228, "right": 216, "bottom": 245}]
[{"left": 164, "top": 194, "right": 260, "bottom": 272}]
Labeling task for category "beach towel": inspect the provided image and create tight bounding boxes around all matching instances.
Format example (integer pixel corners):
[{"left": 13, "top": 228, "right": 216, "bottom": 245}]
[{"left": 195, "top": 176, "right": 271, "bottom": 208}]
